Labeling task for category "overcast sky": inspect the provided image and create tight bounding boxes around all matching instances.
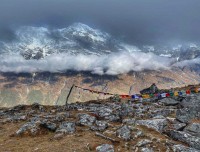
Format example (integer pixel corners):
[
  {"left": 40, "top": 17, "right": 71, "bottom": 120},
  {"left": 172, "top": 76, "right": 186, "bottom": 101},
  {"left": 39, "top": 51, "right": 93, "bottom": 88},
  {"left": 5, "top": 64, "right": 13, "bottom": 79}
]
[{"left": 0, "top": 0, "right": 200, "bottom": 45}]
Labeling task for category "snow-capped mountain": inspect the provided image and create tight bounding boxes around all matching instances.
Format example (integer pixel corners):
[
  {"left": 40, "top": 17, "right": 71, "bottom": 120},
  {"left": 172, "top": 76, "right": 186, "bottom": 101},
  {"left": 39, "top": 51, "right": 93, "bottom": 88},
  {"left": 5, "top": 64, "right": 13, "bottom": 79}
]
[
  {"left": 0, "top": 23, "right": 200, "bottom": 75},
  {"left": 0, "top": 23, "right": 200, "bottom": 62},
  {"left": 142, "top": 44, "right": 200, "bottom": 60},
  {"left": 0, "top": 23, "right": 120, "bottom": 59}
]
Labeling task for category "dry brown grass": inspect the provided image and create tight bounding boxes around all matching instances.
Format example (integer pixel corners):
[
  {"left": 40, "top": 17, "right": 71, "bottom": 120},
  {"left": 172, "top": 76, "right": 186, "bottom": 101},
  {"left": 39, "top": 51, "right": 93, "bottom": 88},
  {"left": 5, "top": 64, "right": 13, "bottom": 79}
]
[{"left": 0, "top": 122, "right": 116, "bottom": 152}]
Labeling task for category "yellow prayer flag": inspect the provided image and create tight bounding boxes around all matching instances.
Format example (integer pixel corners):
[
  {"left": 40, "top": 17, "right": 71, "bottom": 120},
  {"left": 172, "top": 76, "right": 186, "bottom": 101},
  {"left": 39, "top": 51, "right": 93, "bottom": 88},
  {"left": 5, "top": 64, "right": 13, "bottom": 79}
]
[
  {"left": 142, "top": 94, "right": 150, "bottom": 99},
  {"left": 174, "top": 91, "right": 179, "bottom": 96}
]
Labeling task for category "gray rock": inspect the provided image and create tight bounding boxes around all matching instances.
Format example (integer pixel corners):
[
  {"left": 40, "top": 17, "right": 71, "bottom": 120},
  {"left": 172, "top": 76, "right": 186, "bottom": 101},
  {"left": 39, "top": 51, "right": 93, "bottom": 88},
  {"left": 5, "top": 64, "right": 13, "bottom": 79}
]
[
  {"left": 120, "top": 103, "right": 134, "bottom": 117},
  {"left": 16, "top": 121, "right": 40, "bottom": 136},
  {"left": 173, "top": 144, "right": 200, "bottom": 152},
  {"left": 134, "top": 130, "right": 144, "bottom": 138},
  {"left": 168, "top": 130, "right": 200, "bottom": 150},
  {"left": 31, "top": 102, "right": 41, "bottom": 109},
  {"left": 176, "top": 95, "right": 200, "bottom": 123},
  {"left": 153, "top": 115, "right": 166, "bottom": 119},
  {"left": 90, "top": 120, "right": 108, "bottom": 131},
  {"left": 122, "top": 118, "right": 136, "bottom": 125},
  {"left": 160, "top": 98, "right": 179, "bottom": 106},
  {"left": 141, "top": 147, "right": 154, "bottom": 152},
  {"left": 136, "top": 139, "right": 152, "bottom": 147},
  {"left": 104, "top": 114, "right": 121, "bottom": 122},
  {"left": 96, "top": 144, "right": 114, "bottom": 152},
  {"left": 56, "top": 122, "right": 75, "bottom": 134},
  {"left": 180, "top": 96, "right": 200, "bottom": 108},
  {"left": 172, "top": 122, "right": 187, "bottom": 131},
  {"left": 176, "top": 107, "right": 200, "bottom": 123},
  {"left": 97, "top": 108, "right": 113, "bottom": 117},
  {"left": 53, "top": 113, "right": 70, "bottom": 122},
  {"left": 7, "top": 115, "right": 27, "bottom": 122},
  {"left": 77, "top": 113, "right": 96, "bottom": 126},
  {"left": 12, "top": 105, "right": 26, "bottom": 111},
  {"left": 116, "top": 125, "right": 131, "bottom": 141},
  {"left": 136, "top": 119, "right": 167, "bottom": 132},
  {"left": 167, "top": 119, "right": 187, "bottom": 131},
  {"left": 151, "top": 108, "right": 175, "bottom": 118},
  {"left": 41, "top": 122, "right": 57, "bottom": 131},
  {"left": 184, "top": 123, "right": 200, "bottom": 137}
]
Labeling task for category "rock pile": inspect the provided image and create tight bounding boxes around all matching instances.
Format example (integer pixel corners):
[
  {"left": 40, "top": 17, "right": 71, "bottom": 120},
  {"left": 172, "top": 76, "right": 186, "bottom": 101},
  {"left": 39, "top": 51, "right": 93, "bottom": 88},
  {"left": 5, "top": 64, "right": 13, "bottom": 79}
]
[{"left": 1, "top": 93, "right": 200, "bottom": 151}]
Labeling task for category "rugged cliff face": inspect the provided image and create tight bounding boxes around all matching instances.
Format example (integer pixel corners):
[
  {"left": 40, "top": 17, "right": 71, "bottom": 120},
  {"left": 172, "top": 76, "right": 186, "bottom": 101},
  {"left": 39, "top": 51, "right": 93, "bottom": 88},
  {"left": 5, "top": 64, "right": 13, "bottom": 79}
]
[{"left": 0, "top": 67, "right": 200, "bottom": 107}]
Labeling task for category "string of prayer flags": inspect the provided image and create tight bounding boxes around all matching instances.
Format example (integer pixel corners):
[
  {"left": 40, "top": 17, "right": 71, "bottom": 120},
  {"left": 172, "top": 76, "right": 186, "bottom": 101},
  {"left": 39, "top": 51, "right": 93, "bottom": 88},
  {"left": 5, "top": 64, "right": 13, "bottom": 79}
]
[{"left": 74, "top": 85, "right": 200, "bottom": 101}]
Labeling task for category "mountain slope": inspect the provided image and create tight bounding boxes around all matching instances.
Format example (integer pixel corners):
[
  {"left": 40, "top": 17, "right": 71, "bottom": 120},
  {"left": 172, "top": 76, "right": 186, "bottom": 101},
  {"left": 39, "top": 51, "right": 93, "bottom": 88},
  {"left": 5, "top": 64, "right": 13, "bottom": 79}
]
[{"left": 0, "top": 68, "right": 200, "bottom": 107}]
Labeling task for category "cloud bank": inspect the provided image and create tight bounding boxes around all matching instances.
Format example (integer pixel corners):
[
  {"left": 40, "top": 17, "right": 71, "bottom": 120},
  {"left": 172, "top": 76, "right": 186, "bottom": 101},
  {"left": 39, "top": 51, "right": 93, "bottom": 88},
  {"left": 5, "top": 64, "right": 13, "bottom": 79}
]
[{"left": 0, "top": 51, "right": 174, "bottom": 75}]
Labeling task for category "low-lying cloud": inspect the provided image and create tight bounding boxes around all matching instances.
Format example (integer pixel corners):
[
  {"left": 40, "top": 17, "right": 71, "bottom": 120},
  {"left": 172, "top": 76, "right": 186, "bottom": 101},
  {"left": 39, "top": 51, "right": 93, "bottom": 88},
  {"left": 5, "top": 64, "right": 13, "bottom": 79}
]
[{"left": 0, "top": 51, "right": 174, "bottom": 75}]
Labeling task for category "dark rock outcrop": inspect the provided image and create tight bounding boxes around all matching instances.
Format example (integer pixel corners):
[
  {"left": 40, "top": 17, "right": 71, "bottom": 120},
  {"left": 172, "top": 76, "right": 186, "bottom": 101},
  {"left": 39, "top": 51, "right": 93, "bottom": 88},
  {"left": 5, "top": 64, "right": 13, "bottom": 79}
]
[
  {"left": 116, "top": 125, "right": 131, "bottom": 141},
  {"left": 136, "top": 119, "right": 168, "bottom": 132},
  {"left": 168, "top": 130, "right": 200, "bottom": 150}
]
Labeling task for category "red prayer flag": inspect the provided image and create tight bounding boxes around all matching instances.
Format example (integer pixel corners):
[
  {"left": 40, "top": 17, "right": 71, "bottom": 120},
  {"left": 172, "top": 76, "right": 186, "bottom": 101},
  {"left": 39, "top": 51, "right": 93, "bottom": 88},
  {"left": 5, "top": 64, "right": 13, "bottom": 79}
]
[
  {"left": 186, "top": 90, "right": 191, "bottom": 95},
  {"left": 166, "top": 93, "right": 170, "bottom": 97}
]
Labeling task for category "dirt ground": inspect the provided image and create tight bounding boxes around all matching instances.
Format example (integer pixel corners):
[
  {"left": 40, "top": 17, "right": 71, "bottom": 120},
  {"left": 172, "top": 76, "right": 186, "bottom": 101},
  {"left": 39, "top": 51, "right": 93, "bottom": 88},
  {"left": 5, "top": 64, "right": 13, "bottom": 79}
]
[
  {"left": 0, "top": 121, "right": 114, "bottom": 152},
  {"left": 0, "top": 121, "right": 178, "bottom": 152}
]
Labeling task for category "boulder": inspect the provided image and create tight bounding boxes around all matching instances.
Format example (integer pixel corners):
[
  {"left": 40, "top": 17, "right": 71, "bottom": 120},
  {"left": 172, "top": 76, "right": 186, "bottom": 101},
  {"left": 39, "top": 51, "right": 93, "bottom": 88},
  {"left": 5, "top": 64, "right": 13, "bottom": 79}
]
[
  {"left": 134, "top": 130, "right": 144, "bottom": 138},
  {"left": 119, "top": 103, "right": 134, "bottom": 117},
  {"left": 90, "top": 120, "right": 108, "bottom": 131},
  {"left": 97, "top": 107, "right": 113, "bottom": 117},
  {"left": 176, "top": 107, "right": 200, "bottom": 123},
  {"left": 136, "top": 139, "right": 152, "bottom": 147},
  {"left": 56, "top": 122, "right": 75, "bottom": 134},
  {"left": 122, "top": 118, "right": 136, "bottom": 125},
  {"left": 172, "top": 144, "right": 200, "bottom": 152},
  {"left": 116, "top": 125, "right": 131, "bottom": 141},
  {"left": 172, "top": 122, "right": 187, "bottom": 131},
  {"left": 140, "top": 147, "right": 154, "bottom": 152},
  {"left": 77, "top": 113, "right": 96, "bottom": 126},
  {"left": 168, "top": 130, "right": 200, "bottom": 150},
  {"left": 136, "top": 119, "right": 167, "bottom": 132},
  {"left": 180, "top": 96, "right": 200, "bottom": 108},
  {"left": 12, "top": 105, "right": 26, "bottom": 111},
  {"left": 150, "top": 108, "right": 175, "bottom": 118},
  {"left": 166, "top": 119, "right": 187, "bottom": 131},
  {"left": 7, "top": 115, "right": 27, "bottom": 122},
  {"left": 160, "top": 98, "right": 179, "bottom": 106},
  {"left": 16, "top": 121, "right": 41, "bottom": 136},
  {"left": 104, "top": 114, "right": 121, "bottom": 122},
  {"left": 184, "top": 123, "right": 200, "bottom": 137},
  {"left": 96, "top": 144, "right": 114, "bottom": 152},
  {"left": 176, "top": 95, "right": 200, "bottom": 123},
  {"left": 41, "top": 122, "right": 57, "bottom": 132}
]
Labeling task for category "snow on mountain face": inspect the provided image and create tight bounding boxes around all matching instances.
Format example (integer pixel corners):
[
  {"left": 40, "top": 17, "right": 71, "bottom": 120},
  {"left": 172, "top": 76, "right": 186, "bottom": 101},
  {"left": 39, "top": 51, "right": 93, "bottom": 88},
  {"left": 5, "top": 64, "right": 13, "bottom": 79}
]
[
  {"left": 0, "top": 23, "right": 199, "bottom": 61},
  {"left": 0, "top": 23, "right": 200, "bottom": 74},
  {"left": 0, "top": 23, "right": 118, "bottom": 59},
  {"left": 62, "top": 23, "right": 110, "bottom": 43}
]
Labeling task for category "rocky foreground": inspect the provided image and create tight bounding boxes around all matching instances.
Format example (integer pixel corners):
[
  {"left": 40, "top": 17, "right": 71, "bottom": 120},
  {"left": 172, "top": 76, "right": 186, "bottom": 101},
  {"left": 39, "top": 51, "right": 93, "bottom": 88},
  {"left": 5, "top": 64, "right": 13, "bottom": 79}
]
[{"left": 0, "top": 94, "right": 200, "bottom": 152}]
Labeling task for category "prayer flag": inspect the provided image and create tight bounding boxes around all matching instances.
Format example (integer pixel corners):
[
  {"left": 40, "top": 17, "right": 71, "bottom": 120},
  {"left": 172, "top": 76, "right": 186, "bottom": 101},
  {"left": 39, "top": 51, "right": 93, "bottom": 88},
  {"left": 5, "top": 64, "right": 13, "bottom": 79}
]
[
  {"left": 174, "top": 91, "right": 179, "bottom": 96},
  {"left": 178, "top": 91, "right": 183, "bottom": 96},
  {"left": 169, "top": 92, "right": 174, "bottom": 97},
  {"left": 186, "top": 90, "right": 191, "bottom": 95},
  {"left": 161, "top": 93, "right": 167, "bottom": 98},
  {"left": 166, "top": 93, "right": 170, "bottom": 97}
]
